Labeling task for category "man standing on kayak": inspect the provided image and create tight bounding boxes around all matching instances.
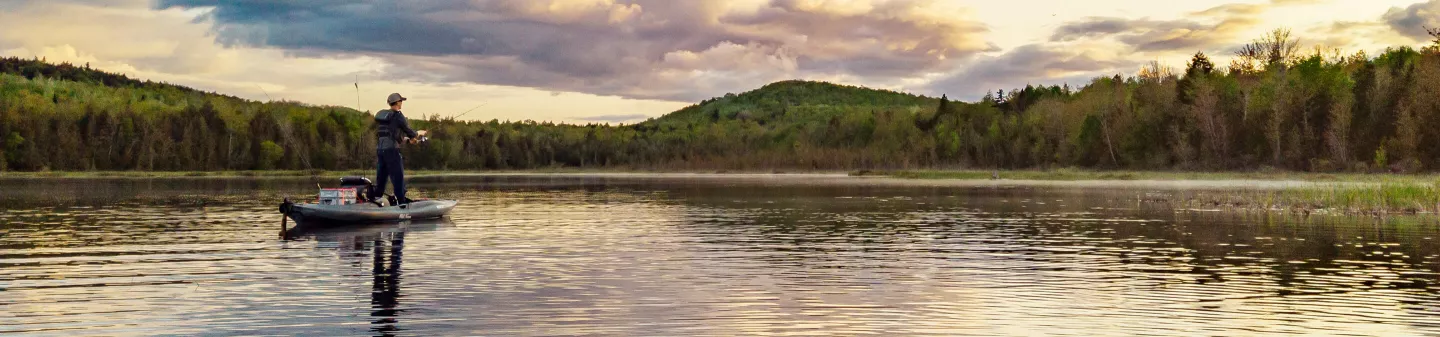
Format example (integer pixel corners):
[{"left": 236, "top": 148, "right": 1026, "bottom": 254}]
[{"left": 373, "top": 93, "right": 426, "bottom": 204}]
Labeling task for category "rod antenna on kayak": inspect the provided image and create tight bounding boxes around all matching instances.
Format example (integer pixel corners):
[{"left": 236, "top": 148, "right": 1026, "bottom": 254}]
[{"left": 354, "top": 74, "right": 362, "bottom": 112}]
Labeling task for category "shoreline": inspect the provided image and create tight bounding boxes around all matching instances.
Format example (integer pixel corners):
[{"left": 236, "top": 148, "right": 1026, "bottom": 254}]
[
  {"left": 0, "top": 169, "right": 1375, "bottom": 190},
  {"left": 1, "top": 169, "right": 1436, "bottom": 216},
  {"left": 0, "top": 168, "right": 1430, "bottom": 181},
  {"left": 0, "top": 169, "right": 1410, "bottom": 191},
  {"left": 0, "top": 169, "right": 845, "bottom": 179},
  {"left": 853, "top": 169, "right": 1440, "bottom": 183}
]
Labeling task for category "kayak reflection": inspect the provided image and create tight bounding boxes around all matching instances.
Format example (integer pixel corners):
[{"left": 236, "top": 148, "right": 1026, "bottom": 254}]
[
  {"left": 282, "top": 217, "right": 452, "bottom": 240},
  {"left": 284, "top": 218, "right": 453, "bottom": 336}
]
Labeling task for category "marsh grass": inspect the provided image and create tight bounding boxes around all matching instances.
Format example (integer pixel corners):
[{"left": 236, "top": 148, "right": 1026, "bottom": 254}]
[
  {"left": 859, "top": 169, "right": 1440, "bottom": 215},
  {"left": 854, "top": 168, "right": 1440, "bottom": 183},
  {"left": 1166, "top": 180, "right": 1440, "bottom": 215}
]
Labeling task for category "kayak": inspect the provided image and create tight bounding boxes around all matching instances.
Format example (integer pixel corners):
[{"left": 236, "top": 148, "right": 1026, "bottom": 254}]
[
  {"left": 280, "top": 199, "right": 458, "bottom": 225},
  {"left": 276, "top": 176, "right": 458, "bottom": 231}
]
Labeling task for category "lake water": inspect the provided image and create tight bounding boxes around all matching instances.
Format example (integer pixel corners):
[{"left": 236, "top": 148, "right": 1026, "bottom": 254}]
[{"left": 3, "top": 175, "right": 1440, "bottom": 336}]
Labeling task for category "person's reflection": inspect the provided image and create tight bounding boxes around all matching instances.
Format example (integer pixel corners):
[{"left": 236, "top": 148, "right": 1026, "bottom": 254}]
[
  {"left": 290, "top": 219, "right": 451, "bottom": 335},
  {"left": 370, "top": 231, "right": 405, "bottom": 335}
]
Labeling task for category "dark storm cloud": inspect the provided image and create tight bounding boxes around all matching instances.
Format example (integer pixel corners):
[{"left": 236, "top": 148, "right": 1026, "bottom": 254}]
[
  {"left": 156, "top": 0, "right": 994, "bottom": 102},
  {"left": 158, "top": 1, "right": 481, "bottom": 56},
  {"left": 1381, "top": 0, "right": 1440, "bottom": 41}
]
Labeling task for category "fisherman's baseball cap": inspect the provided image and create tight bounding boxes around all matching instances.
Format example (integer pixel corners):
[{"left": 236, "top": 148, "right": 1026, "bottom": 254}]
[{"left": 387, "top": 93, "right": 407, "bottom": 105}]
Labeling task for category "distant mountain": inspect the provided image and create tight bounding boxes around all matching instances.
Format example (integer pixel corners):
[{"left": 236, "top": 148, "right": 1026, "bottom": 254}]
[
  {"left": 0, "top": 56, "right": 250, "bottom": 103},
  {"left": 0, "top": 56, "right": 966, "bottom": 171},
  {"left": 643, "top": 80, "right": 940, "bottom": 129}
]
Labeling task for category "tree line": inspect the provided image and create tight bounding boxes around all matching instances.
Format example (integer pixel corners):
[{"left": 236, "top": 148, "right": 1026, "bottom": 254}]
[{"left": 2, "top": 28, "right": 1440, "bottom": 172}]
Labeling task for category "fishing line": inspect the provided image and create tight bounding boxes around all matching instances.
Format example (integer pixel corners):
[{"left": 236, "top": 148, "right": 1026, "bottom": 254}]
[{"left": 256, "top": 84, "right": 272, "bottom": 102}]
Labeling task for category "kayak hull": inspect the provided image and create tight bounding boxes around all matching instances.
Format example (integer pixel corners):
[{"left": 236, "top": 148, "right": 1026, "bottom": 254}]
[{"left": 284, "top": 200, "right": 457, "bottom": 225}]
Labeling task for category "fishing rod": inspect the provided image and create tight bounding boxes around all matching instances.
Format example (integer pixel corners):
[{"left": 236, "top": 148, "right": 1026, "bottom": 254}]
[
  {"left": 452, "top": 101, "right": 491, "bottom": 120},
  {"left": 411, "top": 101, "right": 488, "bottom": 143},
  {"left": 407, "top": 101, "right": 488, "bottom": 144},
  {"left": 256, "top": 84, "right": 272, "bottom": 102}
]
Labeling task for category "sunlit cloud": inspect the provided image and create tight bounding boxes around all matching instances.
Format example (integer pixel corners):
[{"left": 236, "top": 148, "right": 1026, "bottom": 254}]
[{"left": 156, "top": 0, "right": 994, "bottom": 102}]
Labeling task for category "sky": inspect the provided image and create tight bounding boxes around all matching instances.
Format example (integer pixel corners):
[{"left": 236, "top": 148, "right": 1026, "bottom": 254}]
[{"left": 1, "top": 0, "right": 1436, "bottom": 124}]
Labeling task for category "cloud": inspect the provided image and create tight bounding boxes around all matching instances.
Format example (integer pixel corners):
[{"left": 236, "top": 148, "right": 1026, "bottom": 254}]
[
  {"left": 1051, "top": 18, "right": 1246, "bottom": 52},
  {"left": 923, "top": 42, "right": 1137, "bottom": 100},
  {"left": 156, "top": 0, "right": 995, "bottom": 102},
  {"left": 0, "top": 0, "right": 698, "bottom": 124},
  {"left": 1049, "top": 0, "right": 1312, "bottom": 53},
  {"left": 1381, "top": 0, "right": 1440, "bottom": 42},
  {"left": 574, "top": 114, "right": 652, "bottom": 123},
  {"left": 0, "top": 0, "right": 332, "bottom": 98},
  {"left": 1308, "top": 20, "right": 1420, "bottom": 51}
]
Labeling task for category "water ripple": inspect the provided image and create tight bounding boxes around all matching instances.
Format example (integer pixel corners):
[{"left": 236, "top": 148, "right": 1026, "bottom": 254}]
[{"left": 2, "top": 178, "right": 1440, "bottom": 336}]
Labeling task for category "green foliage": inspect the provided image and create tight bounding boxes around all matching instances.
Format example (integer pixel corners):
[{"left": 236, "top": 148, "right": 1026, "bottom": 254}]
[
  {"left": 1375, "top": 146, "right": 1388, "bottom": 169},
  {"left": 4, "top": 132, "right": 22, "bottom": 151},
  {"left": 4, "top": 30, "right": 1440, "bottom": 173},
  {"left": 259, "top": 140, "right": 284, "bottom": 170},
  {"left": 1428, "top": 26, "right": 1440, "bottom": 49}
]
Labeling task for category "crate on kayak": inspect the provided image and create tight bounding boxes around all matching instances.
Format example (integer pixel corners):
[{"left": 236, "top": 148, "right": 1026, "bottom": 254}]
[{"left": 317, "top": 187, "right": 362, "bottom": 205}]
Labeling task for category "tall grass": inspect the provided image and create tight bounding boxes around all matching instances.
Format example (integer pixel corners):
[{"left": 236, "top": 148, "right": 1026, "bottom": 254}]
[
  {"left": 858, "top": 169, "right": 1440, "bottom": 215},
  {"left": 860, "top": 168, "right": 1440, "bottom": 183},
  {"left": 1181, "top": 179, "right": 1440, "bottom": 215}
]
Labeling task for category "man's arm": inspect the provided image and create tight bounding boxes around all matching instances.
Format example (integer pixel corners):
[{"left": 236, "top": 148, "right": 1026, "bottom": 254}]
[{"left": 396, "top": 112, "right": 419, "bottom": 139}]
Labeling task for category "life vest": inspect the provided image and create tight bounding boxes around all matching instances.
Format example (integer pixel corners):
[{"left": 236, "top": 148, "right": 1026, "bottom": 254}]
[{"left": 375, "top": 109, "right": 398, "bottom": 143}]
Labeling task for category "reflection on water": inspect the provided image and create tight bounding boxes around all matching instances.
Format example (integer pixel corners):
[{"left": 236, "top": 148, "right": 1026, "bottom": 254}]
[
  {"left": 289, "top": 220, "right": 449, "bottom": 336},
  {"left": 3, "top": 176, "right": 1440, "bottom": 336},
  {"left": 369, "top": 230, "right": 403, "bottom": 335}
]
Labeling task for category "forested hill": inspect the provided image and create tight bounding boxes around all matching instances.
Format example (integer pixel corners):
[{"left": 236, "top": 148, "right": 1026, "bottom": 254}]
[
  {"left": 0, "top": 56, "right": 375, "bottom": 171},
  {"left": 4, "top": 28, "right": 1440, "bottom": 173},
  {"left": 0, "top": 57, "right": 250, "bottom": 101},
  {"left": 643, "top": 80, "right": 937, "bottom": 128},
  {"left": 0, "top": 56, "right": 956, "bottom": 171}
]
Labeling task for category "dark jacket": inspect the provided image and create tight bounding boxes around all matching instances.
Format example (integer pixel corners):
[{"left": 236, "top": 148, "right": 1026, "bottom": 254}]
[{"left": 375, "top": 109, "right": 418, "bottom": 150}]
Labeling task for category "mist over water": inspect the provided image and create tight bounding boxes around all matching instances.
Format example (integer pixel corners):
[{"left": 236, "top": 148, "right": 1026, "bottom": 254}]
[{"left": 3, "top": 176, "right": 1440, "bottom": 336}]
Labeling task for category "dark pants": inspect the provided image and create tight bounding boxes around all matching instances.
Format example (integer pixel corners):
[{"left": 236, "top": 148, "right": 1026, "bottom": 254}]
[{"left": 375, "top": 149, "right": 405, "bottom": 202}]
